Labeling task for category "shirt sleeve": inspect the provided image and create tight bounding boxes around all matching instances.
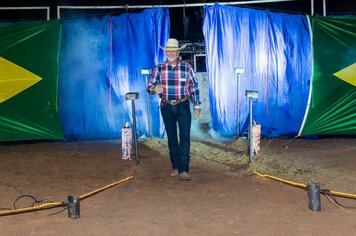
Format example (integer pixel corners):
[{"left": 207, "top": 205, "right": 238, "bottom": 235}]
[
  {"left": 146, "top": 66, "right": 160, "bottom": 95},
  {"left": 187, "top": 65, "right": 200, "bottom": 109}
]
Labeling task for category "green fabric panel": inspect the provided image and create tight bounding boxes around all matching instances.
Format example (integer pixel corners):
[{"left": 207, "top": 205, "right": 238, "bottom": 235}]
[
  {"left": 0, "top": 20, "right": 64, "bottom": 141},
  {"left": 301, "top": 16, "right": 356, "bottom": 136}
]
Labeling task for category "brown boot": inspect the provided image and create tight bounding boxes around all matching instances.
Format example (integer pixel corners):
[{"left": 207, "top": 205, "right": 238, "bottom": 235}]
[
  {"left": 178, "top": 171, "right": 192, "bottom": 181},
  {"left": 169, "top": 169, "right": 179, "bottom": 177}
]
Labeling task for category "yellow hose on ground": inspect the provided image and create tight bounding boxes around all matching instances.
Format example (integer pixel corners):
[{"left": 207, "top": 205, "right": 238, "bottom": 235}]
[
  {"left": 0, "top": 202, "right": 64, "bottom": 216},
  {"left": 254, "top": 171, "right": 356, "bottom": 199},
  {"left": 328, "top": 190, "right": 356, "bottom": 199},
  {"left": 0, "top": 175, "right": 134, "bottom": 217}
]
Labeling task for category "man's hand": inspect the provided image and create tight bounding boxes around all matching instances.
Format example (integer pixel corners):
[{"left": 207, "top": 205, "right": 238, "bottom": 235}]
[
  {"left": 194, "top": 109, "right": 200, "bottom": 120},
  {"left": 154, "top": 85, "right": 163, "bottom": 94}
]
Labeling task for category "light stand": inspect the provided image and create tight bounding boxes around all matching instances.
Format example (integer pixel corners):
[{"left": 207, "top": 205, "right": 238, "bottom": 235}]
[
  {"left": 125, "top": 92, "right": 140, "bottom": 165},
  {"left": 245, "top": 90, "right": 258, "bottom": 164},
  {"left": 141, "top": 69, "right": 152, "bottom": 138},
  {"left": 234, "top": 68, "right": 244, "bottom": 139}
]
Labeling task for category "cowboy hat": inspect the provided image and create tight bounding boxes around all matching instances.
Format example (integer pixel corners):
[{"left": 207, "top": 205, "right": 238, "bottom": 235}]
[{"left": 160, "top": 38, "right": 187, "bottom": 51}]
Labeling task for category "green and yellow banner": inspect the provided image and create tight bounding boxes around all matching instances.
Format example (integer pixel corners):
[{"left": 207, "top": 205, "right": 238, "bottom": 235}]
[
  {"left": 0, "top": 20, "right": 64, "bottom": 141},
  {"left": 300, "top": 16, "right": 356, "bottom": 136}
]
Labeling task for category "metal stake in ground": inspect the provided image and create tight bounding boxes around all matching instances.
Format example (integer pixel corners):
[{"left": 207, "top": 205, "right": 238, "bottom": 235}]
[
  {"left": 68, "top": 195, "right": 80, "bottom": 219},
  {"left": 125, "top": 92, "right": 140, "bottom": 165},
  {"left": 307, "top": 182, "right": 321, "bottom": 211},
  {"left": 245, "top": 90, "right": 258, "bottom": 164}
]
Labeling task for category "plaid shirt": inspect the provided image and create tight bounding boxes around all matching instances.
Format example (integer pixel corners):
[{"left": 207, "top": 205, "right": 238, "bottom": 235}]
[{"left": 147, "top": 60, "right": 200, "bottom": 109}]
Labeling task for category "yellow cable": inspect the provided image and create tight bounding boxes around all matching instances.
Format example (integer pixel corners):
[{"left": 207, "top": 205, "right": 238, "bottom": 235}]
[
  {"left": 254, "top": 171, "right": 356, "bottom": 199},
  {"left": 0, "top": 202, "right": 64, "bottom": 216},
  {"left": 329, "top": 191, "right": 356, "bottom": 199}
]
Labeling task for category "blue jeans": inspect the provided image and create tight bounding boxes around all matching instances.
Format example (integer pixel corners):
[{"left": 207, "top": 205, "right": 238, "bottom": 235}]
[{"left": 160, "top": 100, "right": 191, "bottom": 173}]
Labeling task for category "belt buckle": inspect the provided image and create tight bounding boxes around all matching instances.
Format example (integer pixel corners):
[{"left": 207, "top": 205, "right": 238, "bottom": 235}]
[{"left": 170, "top": 100, "right": 177, "bottom": 105}]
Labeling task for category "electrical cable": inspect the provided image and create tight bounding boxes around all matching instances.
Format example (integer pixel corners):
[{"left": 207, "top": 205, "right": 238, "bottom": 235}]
[
  {"left": 0, "top": 201, "right": 66, "bottom": 217},
  {"left": 323, "top": 192, "right": 350, "bottom": 212},
  {"left": 13, "top": 194, "right": 41, "bottom": 209},
  {"left": 48, "top": 206, "right": 69, "bottom": 216},
  {"left": 321, "top": 189, "right": 356, "bottom": 211}
]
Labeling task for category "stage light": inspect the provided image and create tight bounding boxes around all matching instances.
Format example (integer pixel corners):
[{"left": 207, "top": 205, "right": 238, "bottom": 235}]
[
  {"left": 125, "top": 92, "right": 139, "bottom": 100},
  {"left": 245, "top": 90, "right": 258, "bottom": 99}
]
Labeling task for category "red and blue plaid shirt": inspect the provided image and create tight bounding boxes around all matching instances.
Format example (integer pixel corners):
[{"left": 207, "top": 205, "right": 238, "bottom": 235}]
[{"left": 147, "top": 60, "right": 200, "bottom": 109}]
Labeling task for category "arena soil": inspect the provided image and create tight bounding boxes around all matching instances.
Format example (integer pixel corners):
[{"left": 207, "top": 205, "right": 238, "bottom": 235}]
[{"left": 0, "top": 137, "right": 355, "bottom": 235}]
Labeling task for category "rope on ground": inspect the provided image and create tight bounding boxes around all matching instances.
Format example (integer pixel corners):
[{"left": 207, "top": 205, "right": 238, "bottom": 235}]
[
  {"left": 254, "top": 171, "right": 306, "bottom": 189},
  {"left": 79, "top": 175, "right": 134, "bottom": 200},
  {"left": 0, "top": 175, "right": 135, "bottom": 217},
  {"left": 254, "top": 171, "right": 356, "bottom": 199},
  {"left": 283, "top": 135, "right": 299, "bottom": 149}
]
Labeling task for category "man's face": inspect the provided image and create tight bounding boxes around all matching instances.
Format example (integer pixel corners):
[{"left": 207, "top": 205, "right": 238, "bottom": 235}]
[{"left": 166, "top": 50, "right": 179, "bottom": 62}]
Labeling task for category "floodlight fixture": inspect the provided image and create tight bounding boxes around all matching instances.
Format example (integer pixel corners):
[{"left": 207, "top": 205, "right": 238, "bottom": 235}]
[
  {"left": 245, "top": 90, "right": 258, "bottom": 99},
  {"left": 125, "top": 92, "right": 139, "bottom": 100},
  {"left": 234, "top": 68, "right": 244, "bottom": 74},
  {"left": 141, "top": 69, "right": 151, "bottom": 75}
]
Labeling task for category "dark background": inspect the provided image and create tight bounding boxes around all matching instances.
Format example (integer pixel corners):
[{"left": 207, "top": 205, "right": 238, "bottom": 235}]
[{"left": 1, "top": 0, "right": 355, "bottom": 41}]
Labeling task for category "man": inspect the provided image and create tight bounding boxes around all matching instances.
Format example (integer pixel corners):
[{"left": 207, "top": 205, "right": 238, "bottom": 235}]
[{"left": 147, "top": 38, "right": 200, "bottom": 180}]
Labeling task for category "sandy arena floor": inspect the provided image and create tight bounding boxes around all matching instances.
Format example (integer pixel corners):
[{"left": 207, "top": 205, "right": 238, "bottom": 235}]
[{"left": 0, "top": 137, "right": 355, "bottom": 235}]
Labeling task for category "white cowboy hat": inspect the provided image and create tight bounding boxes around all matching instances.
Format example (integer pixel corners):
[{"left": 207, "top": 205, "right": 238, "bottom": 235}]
[{"left": 159, "top": 38, "right": 187, "bottom": 51}]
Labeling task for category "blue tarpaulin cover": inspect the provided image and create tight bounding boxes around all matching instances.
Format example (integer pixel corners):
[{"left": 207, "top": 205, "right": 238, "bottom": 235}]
[
  {"left": 59, "top": 8, "right": 169, "bottom": 140},
  {"left": 203, "top": 4, "right": 311, "bottom": 138}
]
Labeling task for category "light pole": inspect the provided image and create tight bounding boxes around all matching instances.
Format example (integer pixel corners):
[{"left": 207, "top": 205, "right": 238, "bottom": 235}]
[
  {"left": 141, "top": 69, "right": 152, "bottom": 138},
  {"left": 245, "top": 90, "right": 258, "bottom": 164},
  {"left": 234, "top": 68, "right": 244, "bottom": 139},
  {"left": 125, "top": 92, "right": 140, "bottom": 165}
]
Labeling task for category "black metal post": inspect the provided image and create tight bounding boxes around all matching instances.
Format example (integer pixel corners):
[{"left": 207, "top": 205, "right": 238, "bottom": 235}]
[
  {"left": 68, "top": 195, "right": 80, "bottom": 219},
  {"left": 245, "top": 90, "right": 258, "bottom": 164},
  {"left": 131, "top": 100, "right": 139, "bottom": 165},
  {"left": 145, "top": 74, "right": 152, "bottom": 137},
  {"left": 307, "top": 182, "right": 321, "bottom": 211},
  {"left": 236, "top": 73, "right": 240, "bottom": 139},
  {"left": 248, "top": 97, "right": 253, "bottom": 164}
]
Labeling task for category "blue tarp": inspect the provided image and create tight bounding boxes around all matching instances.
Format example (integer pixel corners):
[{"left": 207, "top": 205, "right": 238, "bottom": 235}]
[
  {"left": 59, "top": 9, "right": 169, "bottom": 140},
  {"left": 203, "top": 4, "right": 311, "bottom": 138}
]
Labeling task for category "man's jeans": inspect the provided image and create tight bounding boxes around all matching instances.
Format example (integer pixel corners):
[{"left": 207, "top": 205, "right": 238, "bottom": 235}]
[{"left": 160, "top": 100, "right": 191, "bottom": 173}]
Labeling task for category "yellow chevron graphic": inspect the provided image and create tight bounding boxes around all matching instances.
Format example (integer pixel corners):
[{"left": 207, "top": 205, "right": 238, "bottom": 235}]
[
  {"left": 334, "top": 63, "right": 356, "bottom": 87},
  {"left": 0, "top": 57, "right": 42, "bottom": 103}
]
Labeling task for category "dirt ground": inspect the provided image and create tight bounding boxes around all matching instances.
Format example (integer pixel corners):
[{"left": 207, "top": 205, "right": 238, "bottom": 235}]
[{"left": 0, "top": 137, "right": 355, "bottom": 235}]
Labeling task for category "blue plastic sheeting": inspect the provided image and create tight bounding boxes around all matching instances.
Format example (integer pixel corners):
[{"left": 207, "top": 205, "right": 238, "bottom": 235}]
[
  {"left": 203, "top": 4, "right": 311, "bottom": 138},
  {"left": 59, "top": 9, "right": 169, "bottom": 140}
]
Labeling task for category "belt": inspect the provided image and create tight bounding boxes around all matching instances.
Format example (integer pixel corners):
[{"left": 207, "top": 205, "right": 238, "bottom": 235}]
[{"left": 162, "top": 97, "right": 189, "bottom": 105}]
